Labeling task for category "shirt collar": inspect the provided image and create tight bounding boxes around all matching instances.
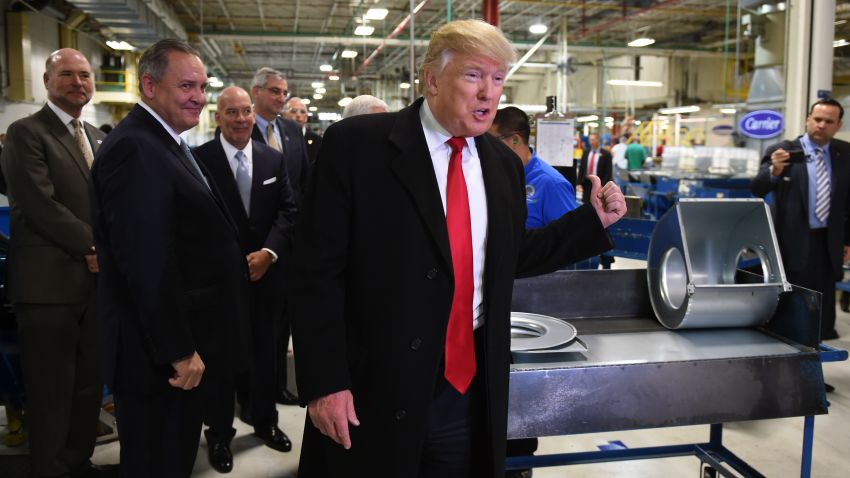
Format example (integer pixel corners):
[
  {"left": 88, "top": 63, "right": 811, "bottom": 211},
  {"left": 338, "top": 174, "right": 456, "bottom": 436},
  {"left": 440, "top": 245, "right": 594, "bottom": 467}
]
[
  {"left": 419, "top": 98, "right": 474, "bottom": 156},
  {"left": 138, "top": 100, "right": 182, "bottom": 144},
  {"left": 219, "top": 135, "right": 252, "bottom": 163},
  {"left": 801, "top": 134, "right": 830, "bottom": 157},
  {"left": 255, "top": 114, "right": 273, "bottom": 132},
  {"left": 46, "top": 100, "right": 76, "bottom": 127}
]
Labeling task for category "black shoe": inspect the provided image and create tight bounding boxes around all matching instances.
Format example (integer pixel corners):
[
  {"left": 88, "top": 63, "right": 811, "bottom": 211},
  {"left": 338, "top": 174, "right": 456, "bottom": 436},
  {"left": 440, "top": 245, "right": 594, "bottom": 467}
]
[
  {"left": 70, "top": 463, "right": 120, "bottom": 478},
  {"left": 254, "top": 425, "right": 292, "bottom": 452},
  {"left": 825, "top": 383, "right": 835, "bottom": 393},
  {"left": 841, "top": 292, "right": 850, "bottom": 312},
  {"left": 276, "top": 389, "right": 300, "bottom": 406},
  {"left": 206, "top": 436, "right": 234, "bottom": 473}
]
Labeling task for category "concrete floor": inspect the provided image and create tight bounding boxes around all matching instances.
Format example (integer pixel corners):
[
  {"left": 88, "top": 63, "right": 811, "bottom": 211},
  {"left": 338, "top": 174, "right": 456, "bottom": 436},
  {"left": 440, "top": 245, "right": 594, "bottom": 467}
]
[{"left": 3, "top": 260, "right": 850, "bottom": 477}]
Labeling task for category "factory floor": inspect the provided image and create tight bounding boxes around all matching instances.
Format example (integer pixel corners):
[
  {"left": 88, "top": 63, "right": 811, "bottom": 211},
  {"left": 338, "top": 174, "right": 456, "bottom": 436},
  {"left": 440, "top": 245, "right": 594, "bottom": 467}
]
[{"left": 2, "top": 259, "right": 849, "bottom": 477}]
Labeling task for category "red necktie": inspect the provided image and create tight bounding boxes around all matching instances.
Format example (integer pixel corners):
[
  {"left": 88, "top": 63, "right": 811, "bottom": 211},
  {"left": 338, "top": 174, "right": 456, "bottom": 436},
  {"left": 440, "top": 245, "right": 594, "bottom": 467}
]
[
  {"left": 444, "top": 137, "right": 475, "bottom": 394},
  {"left": 588, "top": 151, "right": 597, "bottom": 177}
]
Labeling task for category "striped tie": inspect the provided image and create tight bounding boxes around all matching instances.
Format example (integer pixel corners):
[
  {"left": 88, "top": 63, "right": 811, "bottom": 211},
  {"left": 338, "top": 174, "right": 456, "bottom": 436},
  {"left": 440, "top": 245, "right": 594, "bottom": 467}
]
[{"left": 814, "top": 147, "right": 830, "bottom": 223}]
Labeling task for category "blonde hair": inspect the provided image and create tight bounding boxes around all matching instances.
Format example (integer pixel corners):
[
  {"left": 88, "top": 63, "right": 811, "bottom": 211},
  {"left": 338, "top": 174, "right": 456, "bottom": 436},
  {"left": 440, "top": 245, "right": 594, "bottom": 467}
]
[{"left": 418, "top": 19, "right": 516, "bottom": 94}]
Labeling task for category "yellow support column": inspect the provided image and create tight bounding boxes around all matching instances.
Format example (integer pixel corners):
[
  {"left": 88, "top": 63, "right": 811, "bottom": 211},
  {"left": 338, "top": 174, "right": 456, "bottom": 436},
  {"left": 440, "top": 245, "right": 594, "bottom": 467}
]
[{"left": 5, "top": 12, "right": 32, "bottom": 101}]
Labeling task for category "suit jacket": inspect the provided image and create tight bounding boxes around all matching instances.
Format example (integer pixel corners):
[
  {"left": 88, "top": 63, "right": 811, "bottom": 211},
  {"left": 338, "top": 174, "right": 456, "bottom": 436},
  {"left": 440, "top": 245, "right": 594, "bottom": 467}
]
[
  {"left": 251, "top": 116, "right": 311, "bottom": 203},
  {"left": 304, "top": 128, "right": 323, "bottom": 165},
  {"left": 751, "top": 136, "right": 850, "bottom": 279},
  {"left": 289, "top": 98, "right": 613, "bottom": 478},
  {"left": 195, "top": 137, "right": 297, "bottom": 295},
  {"left": 578, "top": 148, "right": 613, "bottom": 204},
  {"left": 0, "top": 105, "right": 105, "bottom": 304},
  {"left": 90, "top": 104, "right": 248, "bottom": 393}
]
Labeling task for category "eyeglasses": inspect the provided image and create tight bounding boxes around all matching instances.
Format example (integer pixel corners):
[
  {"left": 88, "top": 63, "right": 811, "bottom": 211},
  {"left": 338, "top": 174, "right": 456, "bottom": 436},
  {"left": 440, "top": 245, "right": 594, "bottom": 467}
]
[
  {"left": 262, "top": 86, "right": 290, "bottom": 98},
  {"left": 288, "top": 107, "right": 307, "bottom": 115}
]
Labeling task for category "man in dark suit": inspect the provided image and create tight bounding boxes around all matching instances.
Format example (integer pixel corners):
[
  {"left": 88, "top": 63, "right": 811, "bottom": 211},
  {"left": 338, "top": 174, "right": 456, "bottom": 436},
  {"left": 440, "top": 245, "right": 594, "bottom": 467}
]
[
  {"left": 0, "top": 48, "right": 108, "bottom": 478},
  {"left": 195, "top": 86, "right": 297, "bottom": 473},
  {"left": 578, "top": 132, "right": 613, "bottom": 205},
  {"left": 752, "top": 98, "right": 850, "bottom": 343},
  {"left": 284, "top": 96, "right": 322, "bottom": 164},
  {"left": 250, "top": 67, "right": 310, "bottom": 406},
  {"left": 289, "top": 19, "right": 626, "bottom": 478},
  {"left": 90, "top": 39, "right": 247, "bottom": 477}
]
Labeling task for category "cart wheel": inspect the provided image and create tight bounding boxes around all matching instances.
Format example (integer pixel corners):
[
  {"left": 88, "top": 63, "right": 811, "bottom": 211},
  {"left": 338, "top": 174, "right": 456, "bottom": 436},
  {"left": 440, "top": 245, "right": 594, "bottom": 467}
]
[{"left": 701, "top": 465, "right": 717, "bottom": 478}]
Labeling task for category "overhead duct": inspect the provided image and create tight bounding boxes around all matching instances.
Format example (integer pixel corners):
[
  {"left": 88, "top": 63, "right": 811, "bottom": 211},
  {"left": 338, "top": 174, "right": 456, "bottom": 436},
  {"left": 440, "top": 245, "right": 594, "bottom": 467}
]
[{"left": 67, "top": 0, "right": 186, "bottom": 49}]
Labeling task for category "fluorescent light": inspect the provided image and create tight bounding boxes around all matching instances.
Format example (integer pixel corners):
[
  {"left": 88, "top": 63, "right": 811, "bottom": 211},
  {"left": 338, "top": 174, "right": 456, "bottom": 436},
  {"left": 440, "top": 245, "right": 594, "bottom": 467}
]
[
  {"left": 365, "top": 8, "right": 388, "bottom": 20},
  {"left": 414, "top": 79, "right": 419, "bottom": 84},
  {"left": 328, "top": 75, "right": 340, "bottom": 81},
  {"left": 311, "top": 82, "right": 325, "bottom": 89},
  {"left": 628, "top": 37, "right": 655, "bottom": 47},
  {"left": 315, "top": 87, "right": 326, "bottom": 94},
  {"left": 338, "top": 97, "right": 353, "bottom": 107},
  {"left": 659, "top": 105, "right": 701, "bottom": 114},
  {"left": 320, "top": 64, "right": 333, "bottom": 72},
  {"left": 308, "top": 106, "right": 318, "bottom": 112},
  {"left": 354, "top": 25, "right": 375, "bottom": 36},
  {"left": 604, "top": 116, "right": 614, "bottom": 122},
  {"left": 313, "top": 93, "right": 324, "bottom": 100},
  {"left": 341, "top": 50, "right": 358, "bottom": 59},
  {"left": 106, "top": 40, "right": 135, "bottom": 51},
  {"left": 399, "top": 82, "right": 411, "bottom": 89},
  {"left": 588, "top": 122, "right": 599, "bottom": 128},
  {"left": 208, "top": 76, "right": 224, "bottom": 88},
  {"left": 720, "top": 108, "right": 736, "bottom": 114},
  {"left": 575, "top": 115, "right": 599, "bottom": 122},
  {"left": 319, "top": 112, "right": 342, "bottom": 121},
  {"left": 836, "top": 20, "right": 848, "bottom": 26},
  {"left": 834, "top": 39, "right": 849, "bottom": 48},
  {"left": 529, "top": 23, "right": 547, "bottom": 35},
  {"left": 607, "top": 79, "right": 663, "bottom": 87},
  {"left": 634, "top": 120, "right": 642, "bottom": 125},
  {"left": 302, "top": 99, "right": 311, "bottom": 105}
]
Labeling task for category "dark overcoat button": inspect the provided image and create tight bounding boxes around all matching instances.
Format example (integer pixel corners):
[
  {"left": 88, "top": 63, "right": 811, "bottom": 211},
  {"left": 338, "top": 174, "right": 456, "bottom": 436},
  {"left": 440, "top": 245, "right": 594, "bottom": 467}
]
[
  {"left": 426, "top": 267, "right": 439, "bottom": 279},
  {"left": 395, "top": 410, "right": 407, "bottom": 420},
  {"left": 410, "top": 338, "right": 422, "bottom": 350}
]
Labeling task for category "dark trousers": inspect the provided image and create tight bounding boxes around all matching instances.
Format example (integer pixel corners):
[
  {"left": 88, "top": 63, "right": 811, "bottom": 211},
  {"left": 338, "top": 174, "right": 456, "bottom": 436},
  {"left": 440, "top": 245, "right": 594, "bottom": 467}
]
[
  {"left": 114, "top": 384, "right": 204, "bottom": 478},
  {"left": 276, "top": 305, "right": 293, "bottom": 393},
  {"left": 788, "top": 229, "right": 837, "bottom": 340},
  {"left": 209, "top": 288, "right": 280, "bottom": 437},
  {"left": 15, "top": 296, "right": 100, "bottom": 477},
  {"left": 419, "top": 329, "right": 487, "bottom": 478}
]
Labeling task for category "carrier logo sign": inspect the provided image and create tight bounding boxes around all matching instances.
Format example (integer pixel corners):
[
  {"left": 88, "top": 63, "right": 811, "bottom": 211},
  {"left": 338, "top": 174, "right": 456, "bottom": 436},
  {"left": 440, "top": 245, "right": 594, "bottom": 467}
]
[{"left": 739, "top": 110, "right": 783, "bottom": 139}]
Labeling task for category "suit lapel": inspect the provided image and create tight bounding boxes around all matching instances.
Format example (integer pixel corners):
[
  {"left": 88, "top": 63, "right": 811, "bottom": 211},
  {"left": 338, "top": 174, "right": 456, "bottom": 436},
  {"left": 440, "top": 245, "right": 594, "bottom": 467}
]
[
  {"left": 40, "top": 107, "right": 90, "bottom": 181},
  {"left": 250, "top": 145, "right": 274, "bottom": 215},
  {"left": 83, "top": 123, "right": 103, "bottom": 155},
  {"left": 275, "top": 118, "right": 289, "bottom": 161},
  {"left": 477, "top": 134, "right": 510, "bottom": 286},
  {"left": 388, "top": 99, "right": 452, "bottom": 270},
  {"left": 204, "top": 143, "right": 251, "bottom": 229}
]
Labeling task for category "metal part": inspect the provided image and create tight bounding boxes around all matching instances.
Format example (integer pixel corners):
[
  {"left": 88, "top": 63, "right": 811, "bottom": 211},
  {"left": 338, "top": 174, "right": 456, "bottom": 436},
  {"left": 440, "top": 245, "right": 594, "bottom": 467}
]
[
  {"left": 510, "top": 312, "right": 577, "bottom": 352},
  {"left": 507, "top": 269, "right": 827, "bottom": 440},
  {"left": 647, "top": 199, "right": 790, "bottom": 329}
]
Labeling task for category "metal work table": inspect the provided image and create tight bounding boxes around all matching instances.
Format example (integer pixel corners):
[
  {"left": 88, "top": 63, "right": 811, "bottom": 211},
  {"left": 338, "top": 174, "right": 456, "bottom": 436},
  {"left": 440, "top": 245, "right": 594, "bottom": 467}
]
[{"left": 507, "top": 269, "right": 840, "bottom": 477}]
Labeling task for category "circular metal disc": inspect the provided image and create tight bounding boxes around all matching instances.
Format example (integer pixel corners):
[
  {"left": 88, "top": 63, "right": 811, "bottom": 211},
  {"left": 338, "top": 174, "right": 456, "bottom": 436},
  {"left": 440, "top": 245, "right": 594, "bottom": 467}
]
[{"left": 510, "top": 312, "right": 578, "bottom": 352}]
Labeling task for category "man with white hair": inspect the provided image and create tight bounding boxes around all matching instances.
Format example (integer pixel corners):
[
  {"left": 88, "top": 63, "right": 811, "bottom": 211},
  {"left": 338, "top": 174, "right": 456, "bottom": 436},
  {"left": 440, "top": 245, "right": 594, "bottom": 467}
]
[
  {"left": 284, "top": 96, "right": 322, "bottom": 164},
  {"left": 290, "top": 19, "right": 626, "bottom": 478},
  {"left": 341, "top": 94, "right": 389, "bottom": 118}
]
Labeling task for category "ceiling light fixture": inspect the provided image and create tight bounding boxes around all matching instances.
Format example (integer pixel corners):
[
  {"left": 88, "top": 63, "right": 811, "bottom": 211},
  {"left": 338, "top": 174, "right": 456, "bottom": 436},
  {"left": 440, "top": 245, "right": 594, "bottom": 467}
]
[
  {"left": 311, "top": 82, "right": 325, "bottom": 89},
  {"left": 208, "top": 76, "right": 224, "bottom": 88},
  {"left": 529, "top": 23, "right": 547, "bottom": 35},
  {"left": 354, "top": 25, "right": 375, "bottom": 36},
  {"left": 106, "top": 40, "right": 135, "bottom": 51},
  {"left": 607, "top": 79, "right": 663, "bottom": 87},
  {"left": 365, "top": 8, "right": 388, "bottom": 20},
  {"left": 659, "top": 105, "right": 701, "bottom": 114},
  {"left": 308, "top": 106, "right": 318, "bottom": 112},
  {"left": 313, "top": 93, "right": 324, "bottom": 100},
  {"left": 302, "top": 99, "right": 311, "bottom": 105},
  {"left": 720, "top": 108, "right": 736, "bottom": 114},
  {"left": 575, "top": 115, "right": 599, "bottom": 122},
  {"left": 400, "top": 82, "right": 411, "bottom": 89},
  {"left": 338, "top": 97, "right": 354, "bottom": 107},
  {"left": 341, "top": 50, "right": 358, "bottom": 59},
  {"left": 834, "top": 39, "right": 849, "bottom": 48},
  {"left": 628, "top": 37, "right": 656, "bottom": 47},
  {"left": 320, "top": 64, "right": 333, "bottom": 72},
  {"left": 315, "top": 87, "right": 326, "bottom": 94},
  {"left": 328, "top": 75, "right": 340, "bottom": 81}
]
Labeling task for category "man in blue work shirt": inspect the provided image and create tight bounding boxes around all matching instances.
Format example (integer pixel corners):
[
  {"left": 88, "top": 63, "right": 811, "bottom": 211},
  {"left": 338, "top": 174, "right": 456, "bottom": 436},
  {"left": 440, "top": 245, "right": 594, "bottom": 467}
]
[{"left": 490, "top": 106, "right": 576, "bottom": 228}]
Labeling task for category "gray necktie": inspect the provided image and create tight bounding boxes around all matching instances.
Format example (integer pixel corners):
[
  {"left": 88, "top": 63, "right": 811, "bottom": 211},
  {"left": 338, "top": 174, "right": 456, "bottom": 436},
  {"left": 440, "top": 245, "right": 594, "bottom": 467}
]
[
  {"left": 814, "top": 147, "right": 830, "bottom": 223},
  {"left": 235, "top": 150, "right": 251, "bottom": 214},
  {"left": 179, "top": 139, "right": 210, "bottom": 190}
]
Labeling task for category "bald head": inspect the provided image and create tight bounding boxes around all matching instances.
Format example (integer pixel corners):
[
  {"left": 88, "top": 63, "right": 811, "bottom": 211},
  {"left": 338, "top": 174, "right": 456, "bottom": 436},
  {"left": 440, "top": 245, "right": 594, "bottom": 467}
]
[
  {"left": 43, "top": 48, "right": 93, "bottom": 117},
  {"left": 216, "top": 86, "right": 255, "bottom": 149}
]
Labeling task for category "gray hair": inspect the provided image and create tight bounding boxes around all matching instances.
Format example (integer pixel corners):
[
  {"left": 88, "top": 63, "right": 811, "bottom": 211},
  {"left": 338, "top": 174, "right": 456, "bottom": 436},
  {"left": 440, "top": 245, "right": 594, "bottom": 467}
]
[
  {"left": 137, "top": 39, "right": 201, "bottom": 94},
  {"left": 342, "top": 95, "right": 389, "bottom": 118},
  {"left": 251, "top": 67, "right": 286, "bottom": 89}
]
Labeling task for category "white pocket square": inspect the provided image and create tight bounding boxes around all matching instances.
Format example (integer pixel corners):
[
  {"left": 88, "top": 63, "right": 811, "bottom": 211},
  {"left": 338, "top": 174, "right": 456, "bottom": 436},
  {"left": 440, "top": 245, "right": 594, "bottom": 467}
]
[
  {"left": 263, "top": 177, "right": 277, "bottom": 185},
  {"left": 97, "top": 140, "right": 103, "bottom": 144}
]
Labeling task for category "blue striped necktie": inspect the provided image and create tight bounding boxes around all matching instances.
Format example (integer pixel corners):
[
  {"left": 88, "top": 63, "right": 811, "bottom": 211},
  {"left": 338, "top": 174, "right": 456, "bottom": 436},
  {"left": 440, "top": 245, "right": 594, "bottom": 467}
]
[
  {"left": 235, "top": 150, "right": 251, "bottom": 214},
  {"left": 814, "top": 147, "right": 830, "bottom": 223}
]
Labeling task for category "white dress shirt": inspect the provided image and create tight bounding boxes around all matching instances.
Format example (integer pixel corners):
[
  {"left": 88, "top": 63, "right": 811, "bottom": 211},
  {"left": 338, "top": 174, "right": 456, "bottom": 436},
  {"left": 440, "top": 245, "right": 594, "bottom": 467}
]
[
  {"left": 47, "top": 100, "right": 94, "bottom": 159},
  {"left": 419, "top": 99, "right": 488, "bottom": 328}
]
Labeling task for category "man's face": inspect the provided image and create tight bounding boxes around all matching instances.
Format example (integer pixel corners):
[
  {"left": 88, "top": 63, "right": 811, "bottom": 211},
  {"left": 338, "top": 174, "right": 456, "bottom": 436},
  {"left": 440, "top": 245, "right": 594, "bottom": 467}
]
[
  {"left": 253, "top": 76, "right": 289, "bottom": 120},
  {"left": 806, "top": 104, "right": 842, "bottom": 145},
  {"left": 44, "top": 50, "right": 94, "bottom": 115},
  {"left": 285, "top": 98, "right": 308, "bottom": 126},
  {"left": 216, "top": 89, "right": 255, "bottom": 150},
  {"left": 142, "top": 52, "right": 207, "bottom": 134},
  {"left": 589, "top": 134, "right": 600, "bottom": 150},
  {"left": 425, "top": 52, "right": 506, "bottom": 138}
]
